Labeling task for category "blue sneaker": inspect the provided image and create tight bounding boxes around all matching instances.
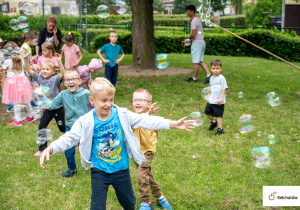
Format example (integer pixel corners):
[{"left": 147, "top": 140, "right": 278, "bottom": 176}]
[
  {"left": 157, "top": 196, "right": 172, "bottom": 210},
  {"left": 139, "top": 202, "right": 154, "bottom": 210}
]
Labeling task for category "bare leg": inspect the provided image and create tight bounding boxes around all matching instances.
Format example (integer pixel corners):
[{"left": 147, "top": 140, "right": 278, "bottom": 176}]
[
  {"left": 193, "top": 63, "right": 200, "bottom": 79},
  {"left": 216, "top": 117, "right": 223, "bottom": 128},
  {"left": 199, "top": 61, "right": 210, "bottom": 76},
  {"left": 207, "top": 114, "right": 214, "bottom": 121}
]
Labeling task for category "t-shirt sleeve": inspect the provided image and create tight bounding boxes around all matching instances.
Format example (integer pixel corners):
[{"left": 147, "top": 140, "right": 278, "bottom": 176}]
[
  {"left": 61, "top": 44, "right": 66, "bottom": 52},
  {"left": 221, "top": 77, "right": 228, "bottom": 90},
  {"left": 191, "top": 19, "right": 197, "bottom": 30},
  {"left": 75, "top": 44, "right": 80, "bottom": 52},
  {"left": 100, "top": 44, "right": 106, "bottom": 52},
  {"left": 33, "top": 71, "right": 42, "bottom": 81},
  {"left": 119, "top": 46, "right": 124, "bottom": 54}
]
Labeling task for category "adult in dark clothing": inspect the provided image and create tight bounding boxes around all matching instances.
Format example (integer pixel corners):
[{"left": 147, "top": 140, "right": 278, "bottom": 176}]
[{"left": 35, "top": 16, "right": 62, "bottom": 57}]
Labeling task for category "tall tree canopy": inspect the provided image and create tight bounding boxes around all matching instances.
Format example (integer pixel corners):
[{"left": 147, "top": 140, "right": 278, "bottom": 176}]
[{"left": 174, "top": 0, "right": 227, "bottom": 14}]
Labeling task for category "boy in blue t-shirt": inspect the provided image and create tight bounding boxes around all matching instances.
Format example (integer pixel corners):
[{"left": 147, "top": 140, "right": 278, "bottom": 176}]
[
  {"left": 97, "top": 29, "right": 125, "bottom": 87},
  {"left": 40, "top": 77, "right": 195, "bottom": 210}
]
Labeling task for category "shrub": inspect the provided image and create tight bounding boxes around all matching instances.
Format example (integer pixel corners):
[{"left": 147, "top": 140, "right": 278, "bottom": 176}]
[{"left": 220, "top": 15, "right": 246, "bottom": 26}]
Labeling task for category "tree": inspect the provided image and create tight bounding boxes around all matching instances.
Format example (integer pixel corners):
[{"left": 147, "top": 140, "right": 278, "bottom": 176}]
[
  {"left": 173, "top": 0, "right": 199, "bottom": 14},
  {"left": 246, "top": 0, "right": 282, "bottom": 26},
  {"left": 231, "top": 0, "right": 243, "bottom": 14},
  {"left": 153, "top": 0, "right": 165, "bottom": 13},
  {"left": 130, "top": 0, "right": 156, "bottom": 69}
]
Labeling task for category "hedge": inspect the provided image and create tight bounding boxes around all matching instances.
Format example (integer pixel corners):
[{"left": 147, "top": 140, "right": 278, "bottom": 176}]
[
  {"left": 92, "top": 29, "right": 300, "bottom": 61},
  {"left": 220, "top": 15, "right": 246, "bottom": 26}
]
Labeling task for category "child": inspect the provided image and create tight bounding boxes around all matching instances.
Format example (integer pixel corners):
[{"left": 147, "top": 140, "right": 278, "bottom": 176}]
[
  {"left": 78, "top": 58, "right": 102, "bottom": 89},
  {"left": 132, "top": 89, "right": 172, "bottom": 210},
  {"left": 19, "top": 31, "right": 39, "bottom": 58},
  {"left": 1, "top": 42, "right": 35, "bottom": 126},
  {"left": 48, "top": 69, "right": 90, "bottom": 177},
  {"left": 97, "top": 28, "right": 125, "bottom": 87},
  {"left": 23, "top": 52, "right": 66, "bottom": 156},
  {"left": 204, "top": 59, "right": 228, "bottom": 135},
  {"left": 40, "top": 77, "right": 194, "bottom": 209},
  {"left": 61, "top": 32, "right": 82, "bottom": 70},
  {"left": 32, "top": 41, "right": 59, "bottom": 73}
]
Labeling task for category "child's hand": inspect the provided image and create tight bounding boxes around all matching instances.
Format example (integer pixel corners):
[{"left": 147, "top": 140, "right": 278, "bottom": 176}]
[
  {"left": 22, "top": 52, "right": 31, "bottom": 60},
  {"left": 114, "top": 59, "right": 121, "bottom": 64},
  {"left": 55, "top": 53, "right": 62, "bottom": 61},
  {"left": 147, "top": 102, "right": 159, "bottom": 116},
  {"left": 32, "top": 82, "right": 38, "bottom": 91},
  {"left": 104, "top": 59, "right": 110, "bottom": 64},
  {"left": 88, "top": 79, "right": 93, "bottom": 89},
  {"left": 217, "top": 98, "right": 222, "bottom": 105},
  {"left": 170, "top": 116, "right": 195, "bottom": 131},
  {"left": 40, "top": 146, "right": 53, "bottom": 169},
  {"left": 71, "top": 64, "right": 78, "bottom": 68}
]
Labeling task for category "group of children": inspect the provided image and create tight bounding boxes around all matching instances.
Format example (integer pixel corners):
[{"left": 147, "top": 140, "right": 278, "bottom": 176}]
[{"left": 0, "top": 26, "right": 228, "bottom": 209}]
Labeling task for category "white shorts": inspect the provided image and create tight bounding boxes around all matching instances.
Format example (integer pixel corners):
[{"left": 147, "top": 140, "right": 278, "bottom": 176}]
[{"left": 191, "top": 40, "right": 206, "bottom": 63}]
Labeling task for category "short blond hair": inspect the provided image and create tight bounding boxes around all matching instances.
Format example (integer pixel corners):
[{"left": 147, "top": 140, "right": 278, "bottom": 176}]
[
  {"left": 65, "top": 69, "right": 80, "bottom": 78},
  {"left": 133, "top": 89, "right": 152, "bottom": 101},
  {"left": 90, "top": 77, "right": 115, "bottom": 97},
  {"left": 42, "top": 60, "right": 56, "bottom": 71}
]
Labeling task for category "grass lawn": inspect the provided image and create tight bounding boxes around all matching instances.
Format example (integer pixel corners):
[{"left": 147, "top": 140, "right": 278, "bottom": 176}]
[{"left": 0, "top": 54, "right": 299, "bottom": 209}]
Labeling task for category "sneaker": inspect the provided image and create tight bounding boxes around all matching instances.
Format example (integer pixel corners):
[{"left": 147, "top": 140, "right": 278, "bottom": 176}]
[
  {"left": 215, "top": 128, "right": 225, "bottom": 135},
  {"left": 61, "top": 169, "right": 77, "bottom": 178},
  {"left": 26, "top": 116, "right": 37, "bottom": 124},
  {"left": 139, "top": 202, "right": 154, "bottom": 210},
  {"left": 157, "top": 196, "right": 172, "bottom": 210},
  {"left": 34, "top": 150, "right": 44, "bottom": 157},
  {"left": 186, "top": 77, "right": 197, "bottom": 82},
  {"left": 6, "top": 107, "right": 14, "bottom": 113},
  {"left": 9, "top": 121, "right": 22, "bottom": 126},
  {"left": 209, "top": 121, "right": 217, "bottom": 130},
  {"left": 204, "top": 75, "right": 212, "bottom": 84}
]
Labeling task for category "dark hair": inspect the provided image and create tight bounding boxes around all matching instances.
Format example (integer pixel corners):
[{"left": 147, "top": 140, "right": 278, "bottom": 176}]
[
  {"left": 185, "top": 5, "right": 196, "bottom": 12},
  {"left": 3, "top": 41, "right": 18, "bottom": 49},
  {"left": 211, "top": 59, "right": 222, "bottom": 67},
  {"left": 19, "top": 30, "right": 38, "bottom": 46},
  {"left": 64, "top": 32, "right": 75, "bottom": 42}
]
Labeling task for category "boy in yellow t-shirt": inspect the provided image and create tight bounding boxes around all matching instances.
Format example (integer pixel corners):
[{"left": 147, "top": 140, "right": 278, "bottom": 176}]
[{"left": 132, "top": 89, "right": 172, "bottom": 210}]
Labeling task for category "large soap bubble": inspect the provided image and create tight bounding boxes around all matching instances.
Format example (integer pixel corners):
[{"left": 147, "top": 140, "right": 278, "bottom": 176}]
[
  {"left": 33, "top": 86, "right": 53, "bottom": 109},
  {"left": 239, "top": 114, "right": 254, "bottom": 134},
  {"left": 188, "top": 111, "right": 205, "bottom": 127},
  {"left": 36, "top": 129, "right": 53, "bottom": 146},
  {"left": 155, "top": 54, "right": 170, "bottom": 69},
  {"left": 69, "top": 5, "right": 78, "bottom": 15},
  {"left": 116, "top": 1, "right": 128, "bottom": 15},
  {"left": 10, "top": 19, "right": 19, "bottom": 31},
  {"left": 96, "top": 5, "right": 109, "bottom": 18},
  {"left": 13, "top": 104, "right": 28, "bottom": 121},
  {"left": 44, "top": 5, "right": 52, "bottom": 15},
  {"left": 266, "top": 92, "right": 281, "bottom": 107},
  {"left": 251, "top": 146, "right": 273, "bottom": 168},
  {"left": 18, "top": 16, "right": 29, "bottom": 29},
  {"left": 201, "top": 85, "right": 223, "bottom": 104},
  {"left": 23, "top": 3, "right": 35, "bottom": 16}
]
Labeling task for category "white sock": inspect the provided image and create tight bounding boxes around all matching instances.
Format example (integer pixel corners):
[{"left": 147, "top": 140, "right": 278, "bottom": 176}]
[
  {"left": 192, "top": 77, "right": 197, "bottom": 80},
  {"left": 212, "top": 119, "right": 216, "bottom": 123},
  {"left": 158, "top": 195, "right": 164, "bottom": 200},
  {"left": 207, "top": 74, "right": 211, "bottom": 77}
]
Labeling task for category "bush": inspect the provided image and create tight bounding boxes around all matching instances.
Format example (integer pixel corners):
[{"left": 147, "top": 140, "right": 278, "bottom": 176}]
[
  {"left": 92, "top": 29, "right": 300, "bottom": 61},
  {"left": 220, "top": 15, "right": 246, "bottom": 26}
]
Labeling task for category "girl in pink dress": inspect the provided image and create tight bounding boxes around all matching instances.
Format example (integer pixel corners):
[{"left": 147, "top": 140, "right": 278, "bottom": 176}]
[
  {"left": 61, "top": 32, "right": 82, "bottom": 70},
  {"left": 1, "top": 44, "right": 35, "bottom": 126}
]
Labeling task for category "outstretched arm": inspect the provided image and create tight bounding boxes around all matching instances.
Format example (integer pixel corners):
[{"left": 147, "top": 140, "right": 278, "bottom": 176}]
[
  {"left": 55, "top": 53, "right": 65, "bottom": 80},
  {"left": 23, "top": 53, "right": 34, "bottom": 77},
  {"left": 40, "top": 146, "right": 53, "bottom": 169},
  {"left": 169, "top": 116, "right": 195, "bottom": 131}
]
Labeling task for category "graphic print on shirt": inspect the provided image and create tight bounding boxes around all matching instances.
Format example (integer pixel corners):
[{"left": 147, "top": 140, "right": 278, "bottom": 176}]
[
  {"left": 96, "top": 130, "right": 122, "bottom": 162},
  {"left": 45, "top": 36, "right": 54, "bottom": 43}
]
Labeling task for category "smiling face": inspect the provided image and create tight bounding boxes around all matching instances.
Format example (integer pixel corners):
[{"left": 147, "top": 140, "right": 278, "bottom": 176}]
[
  {"left": 41, "top": 63, "right": 55, "bottom": 79},
  {"left": 89, "top": 91, "right": 115, "bottom": 120},
  {"left": 211, "top": 64, "right": 222, "bottom": 77},
  {"left": 64, "top": 72, "right": 81, "bottom": 93},
  {"left": 132, "top": 92, "right": 151, "bottom": 114}
]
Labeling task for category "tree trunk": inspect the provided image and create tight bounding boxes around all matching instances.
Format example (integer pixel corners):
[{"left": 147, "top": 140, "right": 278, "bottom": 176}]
[
  {"left": 235, "top": 0, "right": 242, "bottom": 14},
  {"left": 131, "top": 0, "right": 156, "bottom": 69}
]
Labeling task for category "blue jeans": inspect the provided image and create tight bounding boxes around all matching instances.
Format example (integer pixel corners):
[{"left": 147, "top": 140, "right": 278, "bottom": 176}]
[
  {"left": 104, "top": 64, "right": 118, "bottom": 87},
  {"left": 90, "top": 168, "right": 135, "bottom": 210},
  {"left": 65, "top": 125, "right": 77, "bottom": 171}
]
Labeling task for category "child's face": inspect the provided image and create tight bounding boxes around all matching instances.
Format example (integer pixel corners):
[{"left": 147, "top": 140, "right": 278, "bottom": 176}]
[
  {"left": 132, "top": 92, "right": 151, "bottom": 114},
  {"left": 64, "top": 40, "right": 73, "bottom": 47},
  {"left": 211, "top": 65, "right": 222, "bottom": 76},
  {"left": 42, "top": 47, "right": 51, "bottom": 57},
  {"left": 89, "top": 91, "right": 115, "bottom": 120},
  {"left": 64, "top": 72, "right": 81, "bottom": 93},
  {"left": 41, "top": 63, "right": 55, "bottom": 79},
  {"left": 87, "top": 66, "right": 96, "bottom": 73},
  {"left": 109, "top": 33, "right": 118, "bottom": 44}
]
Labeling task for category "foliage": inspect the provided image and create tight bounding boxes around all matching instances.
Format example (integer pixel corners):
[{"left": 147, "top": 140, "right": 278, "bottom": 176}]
[
  {"left": 92, "top": 29, "right": 300, "bottom": 61},
  {"left": 174, "top": 0, "right": 227, "bottom": 14},
  {"left": 211, "top": 0, "right": 227, "bottom": 12},
  {"left": 245, "top": 0, "right": 282, "bottom": 26},
  {"left": 220, "top": 15, "right": 246, "bottom": 26}
]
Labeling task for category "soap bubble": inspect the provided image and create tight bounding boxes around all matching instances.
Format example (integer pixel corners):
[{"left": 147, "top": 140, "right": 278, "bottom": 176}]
[
  {"left": 44, "top": 5, "right": 51, "bottom": 15},
  {"left": 33, "top": 86, "right": 53, "bottom": 109},
  {"left": 251, "top": 146, "right": 273, "bottom": 168},
  {"left": 18, "top": 16, "right": 29, "bottom": 29},
  {"left": 32, "top": 39, "right": 38, "bottom": 46},
  {"left": 201, "top": 87, "right": 210, "bottom": 101},
  {"left": 32, "top": 106, "right": 43, "bottom": 119},
  {"left": 266, "top": 92, "right": 281, "bottom": 107},
  {"left": 62, "top": 183, "right": 66, "bottom": 188},
  {"left": 155, "top": 54, "right": 170, "bottom": 69},
  {"left": 10, "top": 19, "right": 19, "bottom": 31},
  {"left": 239, "top": 114, "right": 254, "bottom": 134},
  {"left": 257, "top": 131, "right": 261, "bottom": 136},
  {"left": 21, "top": 25, "right": 30, "bottom": 32},
  {"left": 116, "top": 1, "right": 128, "bottom": 15},
  {"left": 36, "top": 129, "right": 53, "bottom": 146},
  {"left": 69, "top": 5, "right": 78, "bottom": 15},
  {"left": 188, "top": 111, "right": 205, "bottom": 127},
  {"left": 182, "top": 39, "right": 191, "bottom": 47},
  {"left": 23, "top": 3, "right": 35, "bottom": 15},
  {"left": 96, "top": 5, "right": 109, "bottom": 18},
  {"left": 238, "top": 92, "right": 243, "bottom": 98},
  {"left": 201, "top": 85, "right": 223, "bottom": 103},
  {"left": 13, "top": 104, "right": 28, "bottom": 121},
  {"left": 235, "top": 133, "right": 240, "bottom": 138},
  {"left": 267, "top": 134, "right": 277, "bottom": 145}
]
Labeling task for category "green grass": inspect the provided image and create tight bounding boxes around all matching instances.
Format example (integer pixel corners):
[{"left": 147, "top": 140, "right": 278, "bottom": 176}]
[{"left": 1, "top": 54, "right": 300, "bottom": 209}]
